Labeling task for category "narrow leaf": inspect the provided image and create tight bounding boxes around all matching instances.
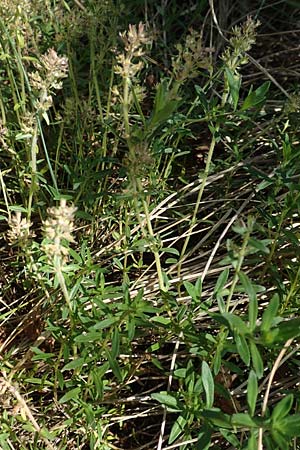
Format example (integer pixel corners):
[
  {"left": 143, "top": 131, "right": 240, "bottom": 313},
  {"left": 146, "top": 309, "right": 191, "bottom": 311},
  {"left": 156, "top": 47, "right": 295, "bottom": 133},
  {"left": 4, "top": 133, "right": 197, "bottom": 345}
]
[
  {"left": 151, "top": 392, "right": 182, "bottom": 411},
  {"left": 261, "top": 294, "right": 279, "bottom": 332},
  {"left": 214, "top": 268, "right": 229, "bottom": 295},
  {"left": 197, "top": 428, "right": 212, "bottom": 450},
  {"left": 59, "top": 387, "right": 80, "bottom": 404},
  {"left": 222, "top": 312, "right": 250, "bottom": 336},
  {"left": 62, "top": 357, "right": 85, "bottom": 372},
  {"left": 183, "top": 281, "right": 197, "bottom": 300},
  {"left": 169, "top": 415, "right": 186, "bottom": 444},
  {"left": 202, "top": 409, "right": 231, "bottom": 429},
  {"left": 74, "top": 332, "right": 102, "bottom": 343},
  {"left": 231, "top": 413, "right": 259, "bottom": 428},
  {"left": 202, "top": 361, "right": 214, "bottom": 408},
  {"left": 106, "top": 350, "right": 122, "bottom": 381},
  {"left": 235, "top": 333, "right": 250, "bottom": 366},
  {"left": 239, "top": 271, "right": 258, "bottom": 331},
  {"left": 272, "top": 394, "right": 294, "bottom": 422},
  {"left": 277, "top": 414, "right": 300, "bottom": 437},
  {"left": 250, "top": 341, "right": 264, "bottom": 379},
  {"left": 247, "top": 370, "right": 258, "bottom": 416},
  {"left": 271, "top": 429, "right": 289, "bottom": 449},
  {"left": 247, "top": 431, "right": 258, "bottom": 450},
  {"left": 225, "top": 67, "right": 241, "bottom": 110},
  {"left": 111, "top": 328, "right": 120, "bottom": 359}
]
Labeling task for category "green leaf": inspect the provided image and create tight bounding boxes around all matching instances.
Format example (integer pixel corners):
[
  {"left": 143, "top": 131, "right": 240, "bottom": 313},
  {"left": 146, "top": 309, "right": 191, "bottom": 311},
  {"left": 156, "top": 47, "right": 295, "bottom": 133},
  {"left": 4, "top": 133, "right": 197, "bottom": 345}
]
[
  {"left": 127, "top": 317, "right": 135, "bottom": 341},
  {"left": 169, "top": 414, "right": 186, "bottom": 444},
  {"left": 271, "top": 429, "right": 289, "bottom": 449},
  {"left": 276, "top": 414, "right": 300, "bottom": 437},
  {"left": 213, "top": 350, "right": 222, "bottom": 375},
  {"left": 241, "top": 81, "right": 270, "bottom": 111},
  {"left": 202, "top": 408, "right": 232, "bottom": 429},
  {"left": 195, "top": 277, "right": 202, "bottom": 296},
  {"left": 235, "top": 333, "right": 250, "bottom": 366},
  {"left": 149, "top": 80, "right": 180, "bottom": 128},
  {"left": 106, "top": 350, "right": 122, "bottom": 381},
  {"left": 261, "top": 294, "right": 279, "bottom": 332},
  {"left": 250, "top": 341, "right": 264, "bottom": 379},
  {"left": 272, "top": 394, "right": 294, "bottom": 423},
  {"left": 247, "top": 370, "right": 258, "bottom": 416},
  {"left": 257, "top": 179, "right": 274, "bottom": 191},
  {"left": 275, "top": 317, "right": 300, "bottom": 342},
  {"left": 255, "top": 80, "right": 271, "bottom": 98},
  {"left": 239, "top": 271, "right": 257, "bottom": 303},
  {"left": 166, "top": 257, "right": 178, "bottom": 264},
  {"left": 239, "top": 271, "right": 257, "bottom": 330},
  {"left": 24, "top": 378, "right": 51, "bottom": 386},
  {"left": 248, "top": 296, "right": 258, "bottom": 332},
  {"left": 225, "top": 67, "right": 241, "bottom": 110},
  {"left": 219, "top": 312, "right": 250, "bottom": 336},
  {"left": 263, "top": 317, "right": 300, "bottom": 345},
  {"left": 196, "top": 428, "right": 212, "bottom": 450},
  {"left": 202, "top": 361, "right": 214, "bottom": 408},
  {"left": 151, "top": 392, "right": 182, "bottom": 411},
  {"left": 246, "top": 431, "right": 258, "bottom": 450},
  {"left": 184, "top": 280, "right": 201, "bottom": 301},
  {"left": 111, "top": 328, "right": 120, "bottom": 359},
  {"left": 62, "top": 357, "right": 86, "bottom": 372},
  {"left": 231, "top": 413, "right": 259, "bottom": 428},
  {"left": 40, "top": 428, "right": 55, "bottom": 441},
  {"left": 220, "top": 429, "right": 240, "bottom": 448},
  {"left": 59, "top": 387, "right": 81, "bottom": 404},
  {"left": 248, "top": 238, "right": 270, "bottom": 254},
  {"left": 174, "top": 368, "right": 187, "bottom": 378},
  {"left": 90, "top": 317, "right": 118, "bottom": 330},
  {"left": 161, "top": 247, "right": 180, "bottom": 256},
  {"left": 74, "top": 332, "right": 102, "bottom": 343},
  {"left": 30, "top": 348, "right": 55, "bottom": 361},
  {"left": 214, "top": 268, "right": 229, "bottom": 298},
  {"left": 150, "top": 316, "right": 171, "bottom": 326},
  {"left": 217, "top": 295, "right": 226, "bottom": 314}
]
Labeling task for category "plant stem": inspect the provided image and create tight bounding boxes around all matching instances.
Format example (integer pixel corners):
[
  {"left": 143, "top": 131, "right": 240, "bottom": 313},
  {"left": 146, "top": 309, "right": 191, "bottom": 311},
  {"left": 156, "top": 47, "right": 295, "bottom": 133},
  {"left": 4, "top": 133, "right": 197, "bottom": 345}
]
[{"left": 177, "top": 133, "right": 216, "bottom": 281}]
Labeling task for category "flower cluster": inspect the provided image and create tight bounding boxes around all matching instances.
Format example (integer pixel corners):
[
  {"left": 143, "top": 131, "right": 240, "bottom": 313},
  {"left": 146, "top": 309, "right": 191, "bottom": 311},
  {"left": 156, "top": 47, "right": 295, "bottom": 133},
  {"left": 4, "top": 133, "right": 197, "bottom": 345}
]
[
  {"left": 114, "top": 23, "right": 152, "bottom": 79},
  {"left": 29, "top": 48, "right": 68, "bottom": 115},
  {"left": 125, "top": 142, "right": 154, "bottom": 179},
  {"left": 7, "top": 212, "right": 34, "bottom": 245},
  {"left": 172, "top": 29, "right": 212, "bottom": 82},
  {"left": 0, "top": 121, "right": 9, "bottom": 151},
  {"left": 42, "top": 199, "right": 77, "bottom": 263},
  {"left": 222, "top": 17, "right": 260, "bottom": 71}
]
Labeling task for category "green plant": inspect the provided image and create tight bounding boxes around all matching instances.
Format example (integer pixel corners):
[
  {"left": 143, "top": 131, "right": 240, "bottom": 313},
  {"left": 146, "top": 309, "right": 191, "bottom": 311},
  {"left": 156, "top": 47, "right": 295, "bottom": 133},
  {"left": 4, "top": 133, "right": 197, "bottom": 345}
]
[{"left": 1, "top": 1, "right": 300, "bottom": 449}]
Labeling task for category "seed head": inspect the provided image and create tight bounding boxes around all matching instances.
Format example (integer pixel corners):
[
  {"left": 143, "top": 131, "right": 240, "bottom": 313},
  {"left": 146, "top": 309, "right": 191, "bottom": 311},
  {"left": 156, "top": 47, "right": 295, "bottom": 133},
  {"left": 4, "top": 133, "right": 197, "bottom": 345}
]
[
  {"left": 42, "top": 199, "right": 77, "bottom": 263},
  {"left": 7, "top": 212, "right": 34, "bottom": 245}
]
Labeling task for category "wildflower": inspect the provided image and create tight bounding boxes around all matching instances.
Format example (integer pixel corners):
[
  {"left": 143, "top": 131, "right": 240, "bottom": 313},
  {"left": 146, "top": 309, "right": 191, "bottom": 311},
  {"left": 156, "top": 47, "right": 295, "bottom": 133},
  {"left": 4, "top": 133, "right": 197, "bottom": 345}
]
[
  {"left": 0, "top": 121, "right": 9, "bottom": 150},
  {"left": 172, "top": 29, "right": 212, "bottom": 82},
  {"left": 42, "top": 199, "right": 77, "bottom": 263},
  {"left": 125, "top": 142, "right": 154, "bottom": 179},
  {"left": 29, "top": 48, "right": 68, "bottom": 115},
  {"left": 114, "top": 23, "right": 152, "bottom": 79},
  {"left": 7, "top": 212, "right": 34, "bottom": 245},
  {"left": 221, "top": 17, "right": 260, "bottom": 108},
  {"left": 221, "top": 17, "right": 260, "bottom": 71}
]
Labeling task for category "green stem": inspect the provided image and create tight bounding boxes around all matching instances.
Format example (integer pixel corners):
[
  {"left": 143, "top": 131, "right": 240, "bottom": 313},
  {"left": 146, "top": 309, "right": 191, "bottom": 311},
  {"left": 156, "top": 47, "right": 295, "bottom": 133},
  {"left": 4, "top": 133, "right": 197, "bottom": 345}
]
[
  {"left": 123, "top": 75, "right": 131, "bottom": 140},
  {"left": 27, "top": 122, "right": 39, "bottom": 220},
  {"left": 213, "top": 224, "right": 252, "bottom": 374},
  {"left": 177, "top": 134, "right": 216, "bottom": 281},
  {"left": 281, "top": 265, "right": 300, "bottom": 313},
  {"left": 225, "top": 229, "right": 251, "bottom": 312},
  {"left": 54, "top": 258, "right": 77, "bottom": 357},
  {"left": 137, "top": 179, "right": 166, "bottom": 292}
]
